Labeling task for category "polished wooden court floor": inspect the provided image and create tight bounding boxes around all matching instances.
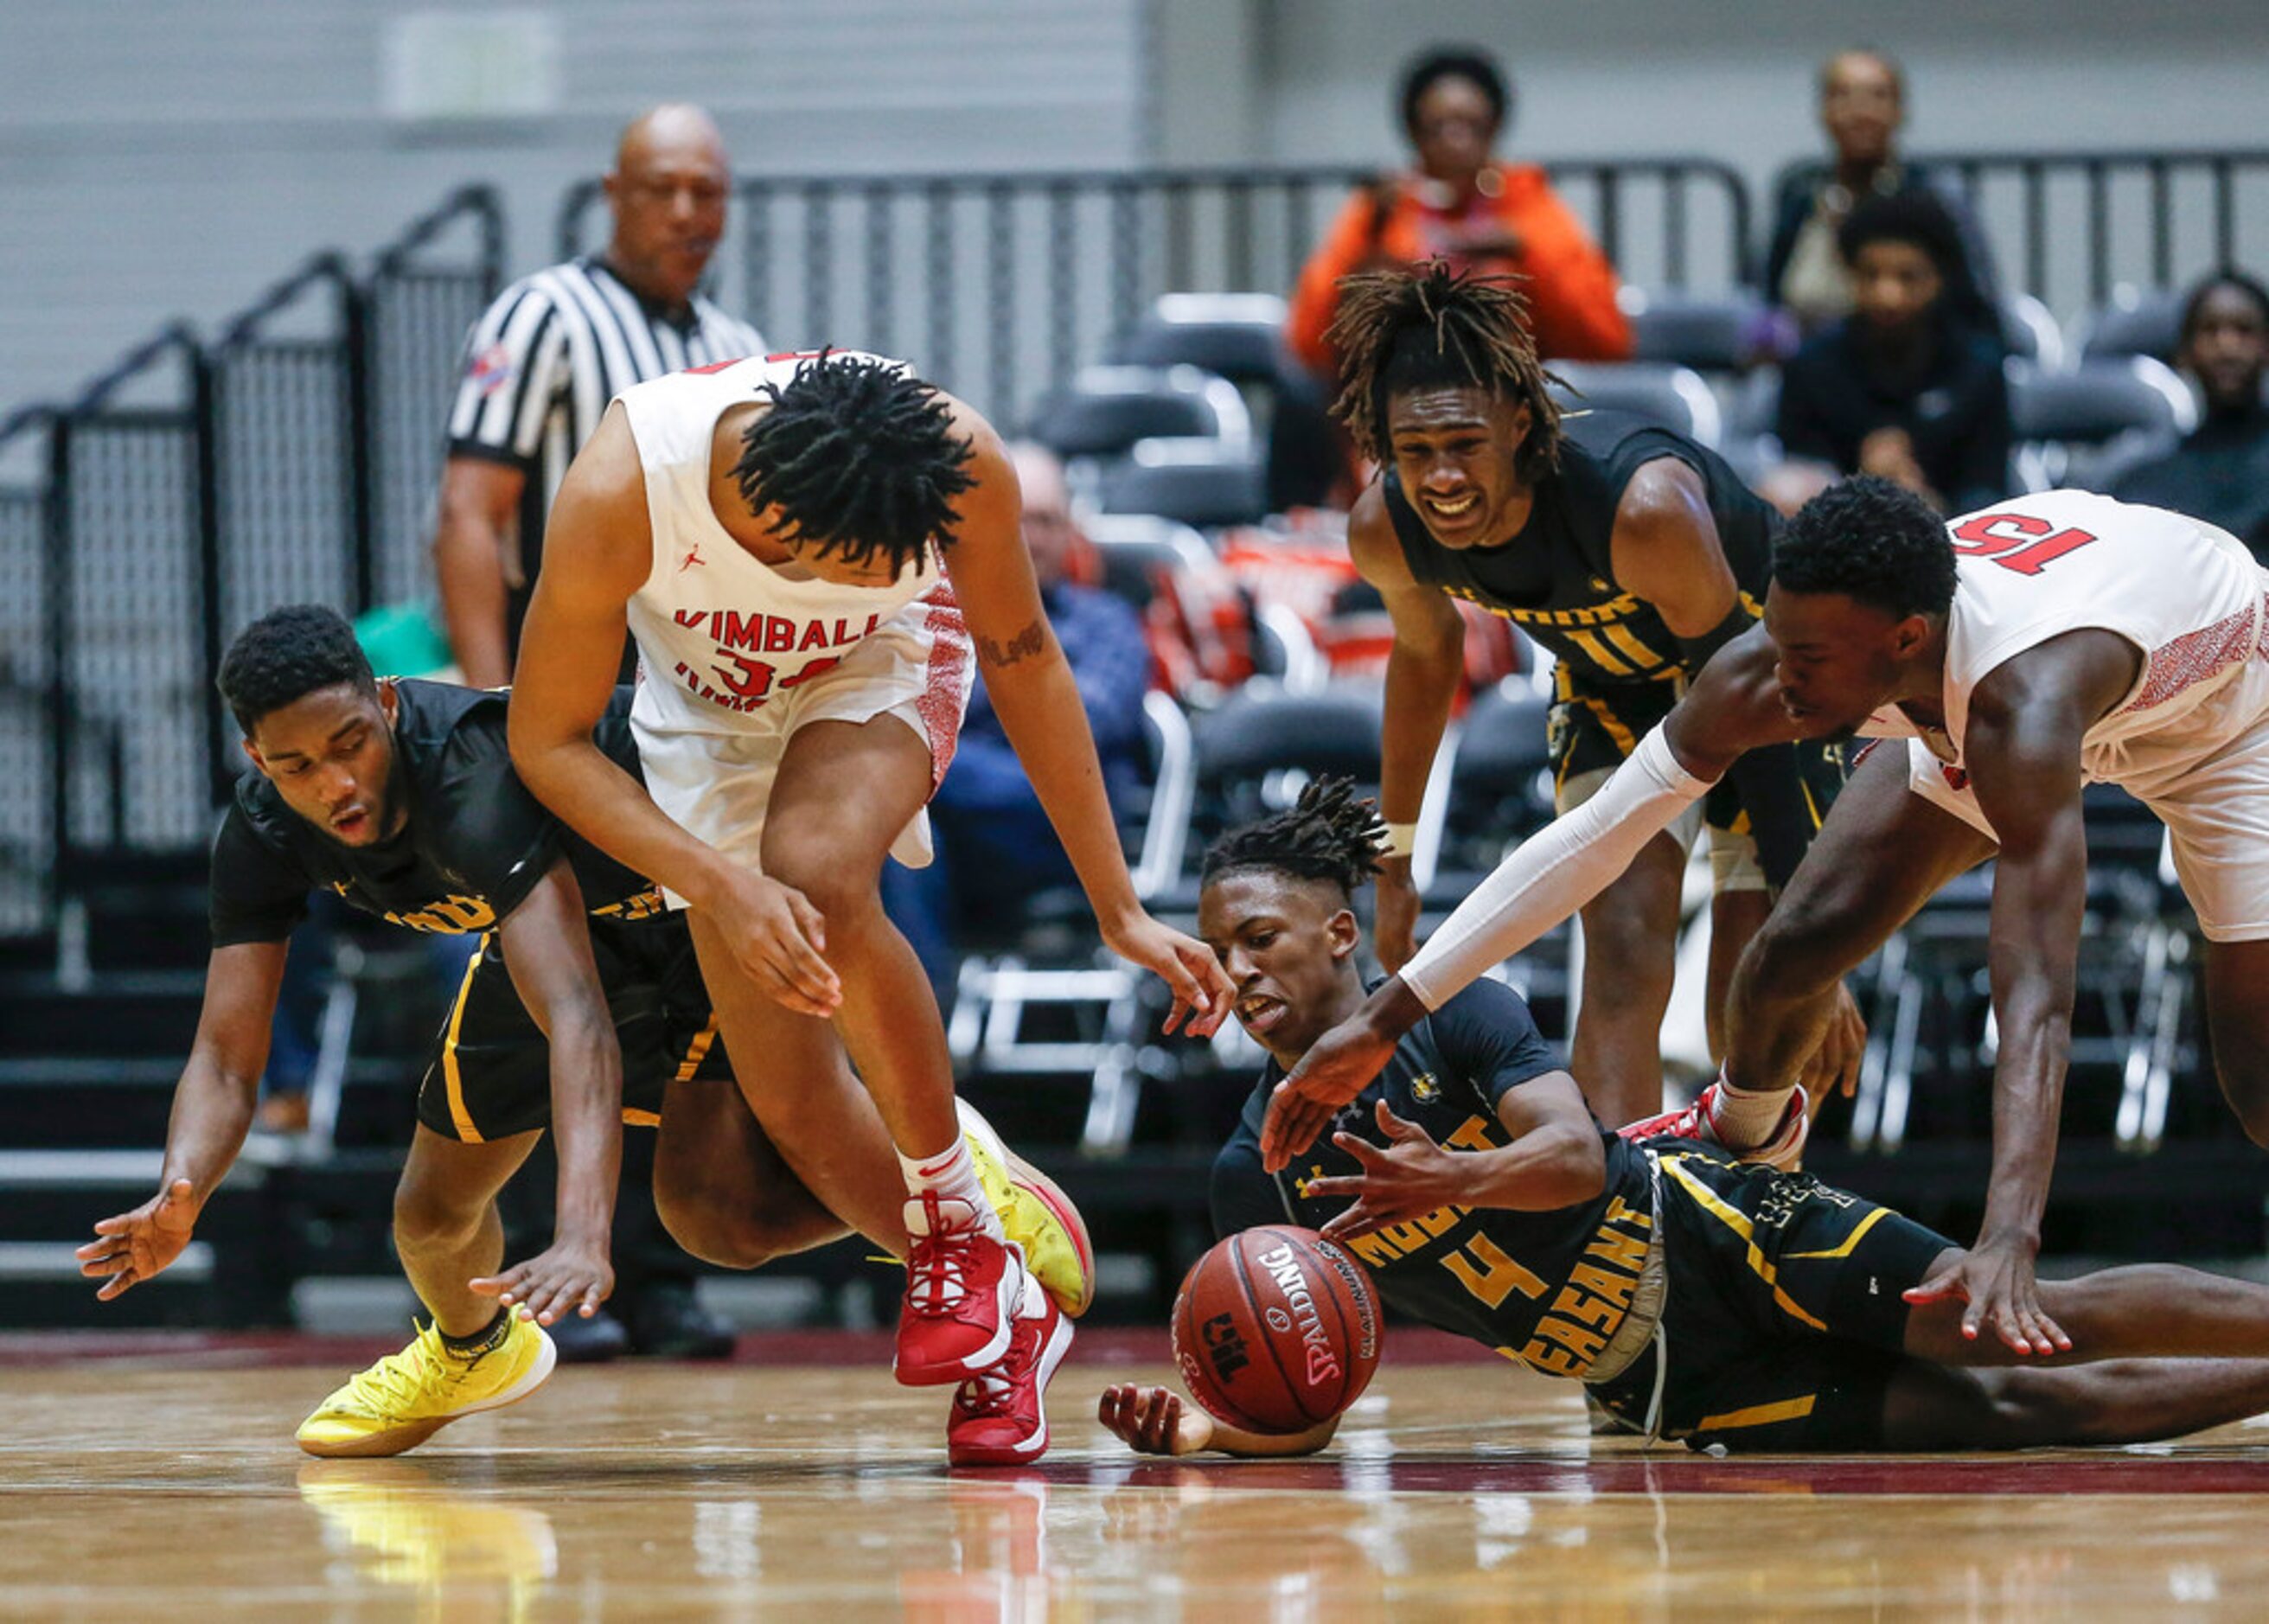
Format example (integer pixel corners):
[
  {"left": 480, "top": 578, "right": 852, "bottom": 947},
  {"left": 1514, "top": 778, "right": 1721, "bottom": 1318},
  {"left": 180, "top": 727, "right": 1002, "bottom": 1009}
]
[{"left": 5, "top": 1332, "right": 2269, "bottom": 1620}]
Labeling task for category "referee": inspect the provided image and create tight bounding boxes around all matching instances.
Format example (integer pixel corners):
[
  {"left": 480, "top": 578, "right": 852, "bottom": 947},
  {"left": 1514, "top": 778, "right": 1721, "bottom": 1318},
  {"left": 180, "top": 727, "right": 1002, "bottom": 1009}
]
[
  {"left": 430, "top": 103, "right": 764, "bottom": 1363},
  {"left": 434, "top": 102, "right": 765, "bottom": 687}
]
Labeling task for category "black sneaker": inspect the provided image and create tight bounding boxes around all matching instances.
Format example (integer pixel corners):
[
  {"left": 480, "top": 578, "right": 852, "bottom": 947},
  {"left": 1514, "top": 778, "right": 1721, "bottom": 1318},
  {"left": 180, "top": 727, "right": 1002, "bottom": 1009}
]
[
  {"left": 624, "top": 1282, "right": 737, "bottom": 1359},
  {"left": 543, "top": 1307, "right": 630, "bottom": 1365}
]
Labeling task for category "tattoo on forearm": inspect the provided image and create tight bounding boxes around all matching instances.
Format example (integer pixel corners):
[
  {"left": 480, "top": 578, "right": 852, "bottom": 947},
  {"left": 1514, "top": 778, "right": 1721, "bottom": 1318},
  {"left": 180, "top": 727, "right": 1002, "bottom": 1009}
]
[{"left": 977, "top": 618, "right": 1046, "bottom": 668}]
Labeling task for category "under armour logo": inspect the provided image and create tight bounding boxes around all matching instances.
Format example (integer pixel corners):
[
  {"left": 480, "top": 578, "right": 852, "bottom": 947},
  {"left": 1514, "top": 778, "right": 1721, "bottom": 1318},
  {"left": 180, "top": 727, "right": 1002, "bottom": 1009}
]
[{"left": 679, "top": 545, "right": 706, "bottom": 572}]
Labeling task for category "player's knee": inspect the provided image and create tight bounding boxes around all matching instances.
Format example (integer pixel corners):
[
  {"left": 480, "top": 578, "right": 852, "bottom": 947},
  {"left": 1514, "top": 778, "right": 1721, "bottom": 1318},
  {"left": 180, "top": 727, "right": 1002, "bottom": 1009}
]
[
  {"left": 654, "top": 1185, "right": 785, "bottom": 1269},
  {"left": 764, "top": 841, "right": 880, "bottom": 927},
  {"left": 1977, "top": 1370, "right": 2124, "bottom": 1448},
  {"left": 391, "top": 1177, "right": 484, "bottom": 1254},
  {"left": 1581, "top": 907, "right": 1675, "bottom": 994}
]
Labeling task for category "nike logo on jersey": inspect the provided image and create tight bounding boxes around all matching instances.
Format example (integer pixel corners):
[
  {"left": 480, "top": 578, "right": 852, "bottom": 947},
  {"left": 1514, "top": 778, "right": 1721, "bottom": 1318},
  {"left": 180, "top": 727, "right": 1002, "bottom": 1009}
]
[{"left": 680, "top": 545, "right": 706, "bottom": 572}]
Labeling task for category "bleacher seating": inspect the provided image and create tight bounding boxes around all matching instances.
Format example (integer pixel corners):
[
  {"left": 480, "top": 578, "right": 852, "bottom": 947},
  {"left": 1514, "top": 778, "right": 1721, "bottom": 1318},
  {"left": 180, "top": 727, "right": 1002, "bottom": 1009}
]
[
  {"left": 2008, "top": 355, "right": 2195, "bottom": 490},
  {"left": 1620, "top": 286, "right": 1765, "bottom": 374},
  {"left": 2075, "top": 285, "right": 2187, "bottom": 365},
  {"left": 1030, "top": 364, "right": 1252, "bottom": 464},
  {"left": 1096, "top": 437, "right": 1271, "bottom": 530},
  {"left": 1550, "top": 361, "right": 1724, "bottom": 447}
]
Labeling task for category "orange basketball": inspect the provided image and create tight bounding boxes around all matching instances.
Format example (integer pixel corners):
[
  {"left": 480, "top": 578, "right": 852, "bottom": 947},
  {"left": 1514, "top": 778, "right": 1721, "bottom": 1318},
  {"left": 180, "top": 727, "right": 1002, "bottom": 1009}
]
[{"left": 1170, "top": 1225, "right": 1383, "bottom": 1435}]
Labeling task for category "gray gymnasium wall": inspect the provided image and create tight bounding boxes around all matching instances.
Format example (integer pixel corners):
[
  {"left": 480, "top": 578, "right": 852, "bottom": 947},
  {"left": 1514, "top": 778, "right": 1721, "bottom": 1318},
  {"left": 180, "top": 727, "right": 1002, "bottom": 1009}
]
[
  {"left": 11, "top": 0, "right": 2269, "bottom": 412},
  {"left": 1161, "top": 0, "right": 2269, "bottom": 316},
  {"left": 0, "top": 0, "right": 1150, "bottom": 412}
]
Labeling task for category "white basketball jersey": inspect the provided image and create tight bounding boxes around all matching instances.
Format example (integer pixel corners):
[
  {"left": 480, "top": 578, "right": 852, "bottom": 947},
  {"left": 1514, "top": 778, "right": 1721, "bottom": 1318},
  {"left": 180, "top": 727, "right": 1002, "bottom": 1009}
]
[
  {"left": 1866, "top": 490, "right": 2268, "bottom": 787},
  {"left": 617, "top": 351, "right": 950, "bottom": 738}
]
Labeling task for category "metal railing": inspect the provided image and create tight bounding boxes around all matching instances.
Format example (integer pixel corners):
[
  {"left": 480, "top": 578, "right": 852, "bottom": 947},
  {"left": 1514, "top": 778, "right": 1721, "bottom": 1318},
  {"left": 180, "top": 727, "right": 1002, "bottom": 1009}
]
[
  {"left": 1774, "top": 148, "right": 2269, "bottom": 314},
  {"left": 558, "top": 158, "right": 1753, "bottom": 422},
  {"left": 0, "top": 189, "right": 504, "bottom": 938}
]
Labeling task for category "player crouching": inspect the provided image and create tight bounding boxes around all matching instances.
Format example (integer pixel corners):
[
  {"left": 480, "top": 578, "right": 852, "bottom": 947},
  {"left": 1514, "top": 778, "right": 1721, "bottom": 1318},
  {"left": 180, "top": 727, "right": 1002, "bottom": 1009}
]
[{"left": 1103, "top": 781, "right": 2269, "bottom": 1456}]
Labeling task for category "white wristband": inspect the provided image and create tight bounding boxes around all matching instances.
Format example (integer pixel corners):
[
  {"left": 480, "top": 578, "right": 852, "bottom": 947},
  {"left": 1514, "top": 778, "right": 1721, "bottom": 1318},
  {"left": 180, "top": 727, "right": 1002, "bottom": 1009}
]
[{"left": 1380, "top": 821, "right": 1419, "bottom": 860}]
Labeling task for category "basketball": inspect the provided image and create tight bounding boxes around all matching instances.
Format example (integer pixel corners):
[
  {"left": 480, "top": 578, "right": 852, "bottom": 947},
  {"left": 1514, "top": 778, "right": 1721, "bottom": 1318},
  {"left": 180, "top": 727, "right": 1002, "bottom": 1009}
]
[{"left": 1171, "top": 1225, "right": 1383, "bottom": 1435}]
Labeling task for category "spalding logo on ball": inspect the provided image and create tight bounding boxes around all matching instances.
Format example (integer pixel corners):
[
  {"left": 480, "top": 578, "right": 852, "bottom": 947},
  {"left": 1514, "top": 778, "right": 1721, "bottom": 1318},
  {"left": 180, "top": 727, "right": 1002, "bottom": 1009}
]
[{"left": 1171, "top": 1225, "right": 1382, "bottom": 1435}]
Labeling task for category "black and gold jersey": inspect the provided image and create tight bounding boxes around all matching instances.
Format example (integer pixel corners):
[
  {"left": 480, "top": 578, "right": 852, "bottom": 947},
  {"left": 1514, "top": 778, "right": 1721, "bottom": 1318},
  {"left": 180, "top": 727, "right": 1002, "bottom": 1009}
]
[
  {"left": 209, "top": 680, "right": 663, "bottom": 945},
  {"left": 1382, "top": 410, "right": 1779, "bottom": 688},
  {"left": 1211, "top": 979, "right": 1659, "bottom": 1380}
]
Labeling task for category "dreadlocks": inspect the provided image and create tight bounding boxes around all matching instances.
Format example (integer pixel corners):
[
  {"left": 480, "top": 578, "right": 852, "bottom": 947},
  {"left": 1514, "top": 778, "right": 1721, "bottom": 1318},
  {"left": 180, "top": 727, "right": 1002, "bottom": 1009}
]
[
  {"left": 1202, "top": 777, "right": 1390, "bottom": 899},
  {"left": 1326, "top": 260, "right": 1564, "bottom": 481},
  {"left": 734, "top": 353, "right": 978, "bottom": 577}
]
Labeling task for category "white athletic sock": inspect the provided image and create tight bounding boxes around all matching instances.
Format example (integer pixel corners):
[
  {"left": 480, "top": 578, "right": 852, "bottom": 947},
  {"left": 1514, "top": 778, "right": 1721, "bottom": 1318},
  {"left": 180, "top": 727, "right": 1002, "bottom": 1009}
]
[
  {"left": 1706, "top": 1071, "right": 1798, "bottom": 1148},
  {"left": 899, "top": 1136, "right": 1004, "bottom": 1240}
]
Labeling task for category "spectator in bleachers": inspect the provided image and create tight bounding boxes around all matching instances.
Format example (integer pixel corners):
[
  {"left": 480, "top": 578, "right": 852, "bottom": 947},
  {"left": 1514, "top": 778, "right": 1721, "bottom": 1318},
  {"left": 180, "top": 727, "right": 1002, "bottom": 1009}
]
[
  {"left": 2112, "top": 272, "right": 2269, "bottom": 556},
  {"left": 1772, "top": 190, "right": 2011, "bottom": 516},
  {"left": 1285, "top": 44, "right": 1631, "bottom": 385},
  {"left": 1764, "top": 48, "right": 1998, "bottom": 344},
  {"left": 885, "top": 444, "right": 1155, "bottom": 1002}
]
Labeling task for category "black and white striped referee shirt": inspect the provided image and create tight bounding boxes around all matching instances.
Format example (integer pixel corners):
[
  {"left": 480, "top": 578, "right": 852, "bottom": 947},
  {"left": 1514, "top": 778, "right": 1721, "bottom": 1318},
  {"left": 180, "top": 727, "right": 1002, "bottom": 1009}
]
[{"left": 445, "top": 255, "right": 764, "bottom": 631}]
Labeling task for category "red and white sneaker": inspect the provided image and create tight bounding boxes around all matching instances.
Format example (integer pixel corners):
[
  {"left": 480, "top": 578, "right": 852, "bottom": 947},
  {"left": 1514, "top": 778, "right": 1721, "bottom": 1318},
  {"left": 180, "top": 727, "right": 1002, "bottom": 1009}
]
[
  {"left": 1620, "top": 1080, "right": 1810, "bottom": 1172},
  {"left": 896, "top": 1192, "right": 1026, "bottom": 1386},
  {"left": 948, "top": 1281, "right": 1073, "bottom": 1467}
]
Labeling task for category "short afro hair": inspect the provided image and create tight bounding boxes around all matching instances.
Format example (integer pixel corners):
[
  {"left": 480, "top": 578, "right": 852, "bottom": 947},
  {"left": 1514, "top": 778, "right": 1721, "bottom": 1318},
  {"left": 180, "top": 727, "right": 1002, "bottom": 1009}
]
[
  {"left": 1201, "top": 777, "right": 1389, "bottom": 900},
  {"left": 2178, "top": 269, "right": 2269, "bottom": 347},
  {"left": 734, "top": 353, "right": 978, "bottom": 578},
  {"left": 1399, "top": 46, "right": 1511, "bottom": 140},
  {"left": 1773, "top": 476, "right": 1958, "bottom": 621},
  {"left": 1837, "top": 189, "right": 1965, "bottom": 279},
  {"left": 217, "top": 604, "right": 377, "bottom": 737}
]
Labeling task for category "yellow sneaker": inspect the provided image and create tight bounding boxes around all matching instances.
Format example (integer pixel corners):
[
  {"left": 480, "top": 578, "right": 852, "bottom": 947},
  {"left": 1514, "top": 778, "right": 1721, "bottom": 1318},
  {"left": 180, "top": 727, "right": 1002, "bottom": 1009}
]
[
  {"left": 957, "top": 1099, "right": 1095, "bottom": 1319},
  {"left": 296, "top": 1314, "right": 557, "bottom": 1459}
]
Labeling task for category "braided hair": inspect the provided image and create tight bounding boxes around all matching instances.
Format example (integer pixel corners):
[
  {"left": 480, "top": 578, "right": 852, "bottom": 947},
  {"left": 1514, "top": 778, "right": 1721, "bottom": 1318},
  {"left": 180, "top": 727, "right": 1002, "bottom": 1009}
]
[
  {"left": 734, "top": 353, "right": 978, "bottom": 576},
  {"left": 1326, "top": 260, "right": 1564, "bottom": 482},
  {"left": 1201, "top": 777, "right": 1390, "bottom": 899}
]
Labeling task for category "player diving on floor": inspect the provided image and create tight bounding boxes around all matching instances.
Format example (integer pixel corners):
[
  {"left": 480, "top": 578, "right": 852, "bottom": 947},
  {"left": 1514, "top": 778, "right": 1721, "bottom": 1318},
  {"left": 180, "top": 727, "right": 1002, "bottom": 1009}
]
[{"left": 1101, "top": 781, "right": 2269, "bottom": 1457}]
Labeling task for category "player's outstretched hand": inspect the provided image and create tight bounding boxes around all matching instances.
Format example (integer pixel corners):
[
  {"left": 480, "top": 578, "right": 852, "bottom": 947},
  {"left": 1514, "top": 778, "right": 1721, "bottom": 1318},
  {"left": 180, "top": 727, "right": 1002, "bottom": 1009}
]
[
  {"left": 470, "top": 1235, "right": 615, "bottom": 1327},
  {"left": 77, "top": 1178, "right": 199, "bottom": 1301},
  {"left": 715, "top": 869, "right": 840, "bottom": 1018},
  {"left": 1903, "top": 1232, "right": 2071, "bottom": 1357},
  {"left": 1307, "top": 1103, "right": 1460, "bottom": 1243},
  {"left": 1259, "top": 1014, "right": 1401, "bottom": 1173},
  {"left": 1372, "top": 864, "right": 1420, "bottom": 975},
  {"left": 1097, "top": 1384, "right": 1213, "bottom": 1457},
  {"left": 1798, "top": 981, "right": 1867, "bottom": 1104},
  {"left": 1103, "top": 912, "right": 1233, "bottom": 1038}
]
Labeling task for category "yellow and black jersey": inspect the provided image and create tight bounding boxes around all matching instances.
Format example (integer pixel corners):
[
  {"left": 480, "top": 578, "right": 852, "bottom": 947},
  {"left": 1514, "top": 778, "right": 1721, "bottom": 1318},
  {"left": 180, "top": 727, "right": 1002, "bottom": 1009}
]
[
  {"left": 1381, "top": 410, "right": 1779, "bottom": 688},
  {"left": 209, "top": 680, "right": 664, "bottom": 946},
  {"left": 1212, "top": 986, "right": 1964, "bottom": 1452},
  {"left": 1211, "top": 980, "right": 1661, "bottom": 1380}
]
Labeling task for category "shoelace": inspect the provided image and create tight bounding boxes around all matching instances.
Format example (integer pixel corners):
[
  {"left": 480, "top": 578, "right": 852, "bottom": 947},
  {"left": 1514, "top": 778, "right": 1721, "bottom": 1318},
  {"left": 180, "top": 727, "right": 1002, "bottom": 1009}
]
[
  {"left": 343, "top": 1335, "right": 443, "bottom": 1416},
  {"left": 956, "top": 1357, "right": 1019, "bottom": 1418},
  {"left": 906, "top": 1197, "right": 979, "bottom": 1314}
]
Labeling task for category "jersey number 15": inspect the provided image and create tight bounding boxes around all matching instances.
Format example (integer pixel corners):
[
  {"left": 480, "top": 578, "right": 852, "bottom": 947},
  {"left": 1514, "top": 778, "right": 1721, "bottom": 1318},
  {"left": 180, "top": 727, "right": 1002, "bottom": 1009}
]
[{"left": 1950, "top": 512, "right": 2099, "bottom": 576}]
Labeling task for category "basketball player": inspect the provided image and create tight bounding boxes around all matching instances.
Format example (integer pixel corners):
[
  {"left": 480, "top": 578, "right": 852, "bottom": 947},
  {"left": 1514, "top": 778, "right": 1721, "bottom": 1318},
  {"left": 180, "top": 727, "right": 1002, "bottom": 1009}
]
[
  {"left": 76, "top": 606, "right": 1090, "bottom": 1465},
  {"left": 507, "top": 350, "right": 1231, "bottom": 1457},
  {"left": 1100, "top": 783, "right": 2269, "bottom": 1457},
  {"left": 1265, "top": 476, "right": 2269, "bottom": 1359},
  {"left": 1326, "top": 263, "right": 1851, "bottom": 1125}
]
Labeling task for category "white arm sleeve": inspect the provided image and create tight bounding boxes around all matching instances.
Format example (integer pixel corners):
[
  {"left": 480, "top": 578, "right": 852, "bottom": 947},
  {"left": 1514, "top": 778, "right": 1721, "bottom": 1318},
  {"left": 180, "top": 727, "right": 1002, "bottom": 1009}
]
[{"left": 1400, "top": 724, "right": 1717, "bottom": 1010}]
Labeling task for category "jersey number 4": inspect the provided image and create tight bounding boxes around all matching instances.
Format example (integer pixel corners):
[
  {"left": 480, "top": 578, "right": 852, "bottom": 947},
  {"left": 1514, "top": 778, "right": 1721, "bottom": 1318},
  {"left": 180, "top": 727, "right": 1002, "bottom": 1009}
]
[{"left": 1950, "top": 512, "right": 2100, "bottom": 576}]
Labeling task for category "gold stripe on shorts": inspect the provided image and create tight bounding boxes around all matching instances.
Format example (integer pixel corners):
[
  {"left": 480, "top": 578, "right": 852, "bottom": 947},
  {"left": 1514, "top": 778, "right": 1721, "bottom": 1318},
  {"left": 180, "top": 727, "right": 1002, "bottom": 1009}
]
[
  {"left": 441, "top": 937, "right": 489, "bottom": 1144},
  {"left": 1697, "top": 1393, "right": 1817, "bottom": 1432},
  {"left": 674, "top": 1019, "right": 719, "bottom": 1084}
]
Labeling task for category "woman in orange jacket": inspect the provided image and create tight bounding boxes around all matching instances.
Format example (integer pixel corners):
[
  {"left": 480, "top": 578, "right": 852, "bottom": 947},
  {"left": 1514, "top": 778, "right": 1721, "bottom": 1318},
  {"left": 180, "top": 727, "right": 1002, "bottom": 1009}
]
[{"left": 1287, "top": 46, "right": 1633, "bottom": 378}]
